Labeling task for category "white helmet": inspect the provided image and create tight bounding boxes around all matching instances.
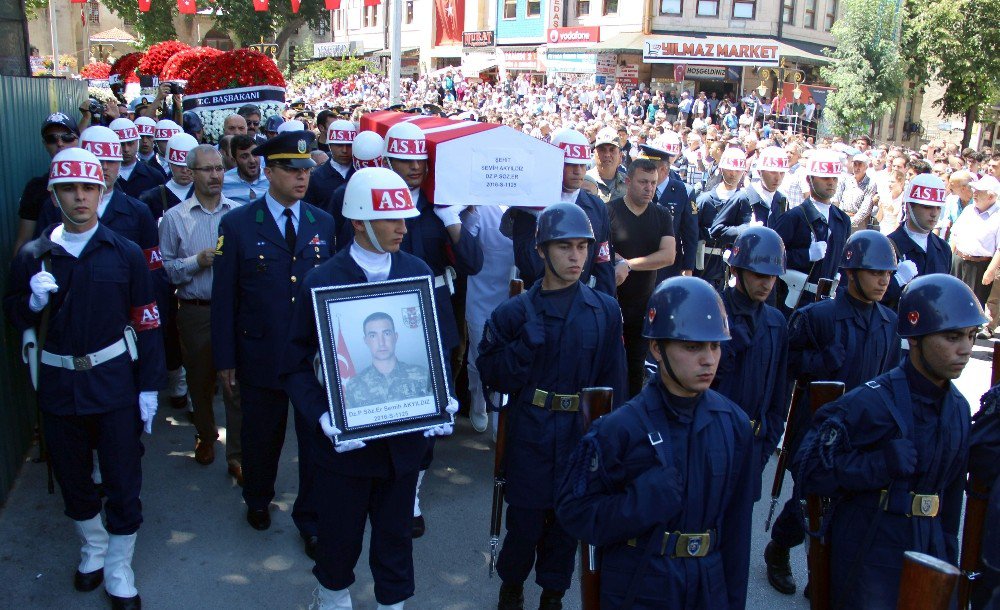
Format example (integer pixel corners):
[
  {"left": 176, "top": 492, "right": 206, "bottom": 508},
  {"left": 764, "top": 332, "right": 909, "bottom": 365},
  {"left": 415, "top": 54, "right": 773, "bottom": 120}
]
[
  {"left": 134, "top": 116, "right": 157, "bottom": 138},
  {"left": 343, "top": 167, "right": 419, "bottom": 221},
  {"left": 48, "top": 148, "right": 105, "bottom": 191},
  {"left": 550, "top": 128, "right": 590, "bottom": 165},
  {"left": 327, "top": 120, "right": 358, "bottom": 145},
  {"left": 805, "top": 149, "right": 843, "bottom": 178},
  {"left": 166, "top": 133, "right": 199, "bottom": 167},
  {"left": 277, "top": 119, "right": 307, "bottom": 134},
  {"left": 108, "top": 118, "right": 139, "bottom": 143},
  {"left": 154, "top": 119, "right": 182, "bottom": 141},
  {"left": 757, "top": 147, "right": 790, "bottom": 173},
  {"left": 659, "top": 131, "right": 682, "bottom": 156},
  {"left": 384, "top": 121, "right": 428, "bottom": 160},
  {"left": 353, "top": 130, "right": 386, "bottom": 170},
  {"left": 903, "top": 173, "right": 947, "bottom": 208},
  {"left": 719, "top": 147, "right": 748, "bottom": 172},
  {"left": 80, "top": 126, "right": 122, "bottom": 162}
]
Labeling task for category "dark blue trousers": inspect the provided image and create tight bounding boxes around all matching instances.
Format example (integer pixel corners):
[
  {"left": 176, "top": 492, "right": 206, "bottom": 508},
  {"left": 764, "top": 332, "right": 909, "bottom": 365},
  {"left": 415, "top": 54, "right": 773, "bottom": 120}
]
[
  {"left": 240, "top": 383, "right": 317, "bottom": 537},
  {"left": 44, "top": 407, "right": 143, "bottom": 534},
  {"left": 498, "top": 505, "right": 577, "bottom": 592}
]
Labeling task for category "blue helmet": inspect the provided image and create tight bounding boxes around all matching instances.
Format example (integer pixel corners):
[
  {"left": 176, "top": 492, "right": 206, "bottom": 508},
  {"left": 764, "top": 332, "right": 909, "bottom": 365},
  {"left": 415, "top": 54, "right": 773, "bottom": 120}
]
[
  {"left": 264, "top": 114, "right": 285, "bottom": 134},
  {"left": 642, "top": 277, "right": 731, "bottom": 341},
  {"left": 841, "top": 230, "right": 898, "bottom": 271},
  {"left": 897, "top": 274, "right": 988, "bottom": 337},
  {"left": 536, "top": 203, "right": 594, "bottom": 245},
  {"left": 182, "top": 110, "right": 203, "bottom": 135},
  {"left": 727, "top": 226, "right": 786, "bottom": 276}
]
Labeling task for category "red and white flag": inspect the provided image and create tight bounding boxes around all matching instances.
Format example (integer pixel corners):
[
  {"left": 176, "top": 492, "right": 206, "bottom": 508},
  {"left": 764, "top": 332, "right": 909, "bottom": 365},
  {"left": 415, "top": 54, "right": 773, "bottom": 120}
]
[
  {"left": 325, "top": 0, "right": 341, "bottom": 8},
  {"left": 363, "top": 0, "right": 380, "bottom": 7},
  {"left": 337, "top": 322, "right": 356, "bottom": 380},
  {"left": 253, "top": 0, "right": 269, "bottom": 10},
  {"left": 177, "top": 0, "right": 196, "bottom": 13},
  {"left": 138, "top": 0, "right": 151, "bottom": 12},
  {"left": 290, "top": 0, "right": 300, "bottom": 12}
]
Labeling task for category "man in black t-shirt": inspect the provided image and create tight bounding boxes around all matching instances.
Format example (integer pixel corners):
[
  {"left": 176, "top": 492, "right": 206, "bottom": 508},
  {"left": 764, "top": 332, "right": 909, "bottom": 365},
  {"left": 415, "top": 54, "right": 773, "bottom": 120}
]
[{"left": 609, "top": 158, "right": 677, "bottom": 397}]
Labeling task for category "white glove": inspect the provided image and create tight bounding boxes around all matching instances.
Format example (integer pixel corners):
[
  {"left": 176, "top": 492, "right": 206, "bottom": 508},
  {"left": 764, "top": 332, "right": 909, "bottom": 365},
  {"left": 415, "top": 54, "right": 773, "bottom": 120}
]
[
  {"left": 894, "top": 260, "right": 918, "bottom": 286},
  {"left": 139, "top": 391, "right": 158, "bottom": 435},
  {"left": 424, "top": 423, "right": 454, "bottom": 437},
  {"left": 433, "top": 204, "right": 465, "bottom": 227},
  {"left": 28, "top": 271, "right": 58, "bottom": 313},
  {"left": 318, "top": 412, "right": 366, "bottom": 453},
  {"left": 749, "top": 220, "right": 764, "bottom": 227},
  {"left": 808, "top": 240, "right": 828, "bottom": 262}
]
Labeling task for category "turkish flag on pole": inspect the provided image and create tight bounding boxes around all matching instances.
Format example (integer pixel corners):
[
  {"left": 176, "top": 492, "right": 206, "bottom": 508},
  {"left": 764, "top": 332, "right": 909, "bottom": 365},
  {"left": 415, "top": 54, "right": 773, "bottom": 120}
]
[
  {"left": 253, "top": 0, "right": 269, "bottom": 10},
  {"left": 290, "top": 0, "right": 300, "bottom": 12},
  {"left": 363, "top": 0, "right": 380, "bottom": 7},
  {"left": 138, "top": 0, "right": 151, "bottom": 12},
  {"left": 336, "top": 323, "right": 356, "bottom": 380},
  {"left": 325, "top": 0, "right": 340, "bottom": 8},
  {"left": 176, "top": 0, "right": 196, "bottom": 13}
]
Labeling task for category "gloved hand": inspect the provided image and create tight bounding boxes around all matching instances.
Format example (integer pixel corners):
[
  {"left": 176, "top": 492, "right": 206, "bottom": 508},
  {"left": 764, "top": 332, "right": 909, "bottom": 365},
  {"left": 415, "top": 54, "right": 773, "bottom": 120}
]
[
  {"left": 821, "top": 343, "right": 847, "bottom": 371},
  {"left": 138, "top": 391, "right": 158, "bottom": 435},
  {"left": 318, "top": 412, "right": 366, "bottom": 453},
  {"left": 424, "top": 423, "right": 454, "bottom": 437},
  {"left": 883, "top": 438, "right": 918, "bottom": 478},
  {"left": 28, "top": 271, "right": 59, "bottom": 312},
  {"left": 808, "top": 240, "right": 828, "bottom": 262},
  {"left": 635, "top": 465, "right": 684, "bottom": 520},
  {"left": 433, "top": 204, "right": 466, "bottom": 227},
  {"left": 894, "top": 260, "right": 918, "bottom": 286},
  {"left": 749, "top": 220, "right": 764, "bottom": 227},
  {"left": 523, "top": 317, "right": 546, "bottom": 347}
]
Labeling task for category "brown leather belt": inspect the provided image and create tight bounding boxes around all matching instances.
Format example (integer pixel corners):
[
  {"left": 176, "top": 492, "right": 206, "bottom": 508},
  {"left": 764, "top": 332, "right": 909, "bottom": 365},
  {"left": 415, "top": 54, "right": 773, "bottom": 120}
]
[{"left": 955, "top": 250, "right": 991, "bottom": 263}]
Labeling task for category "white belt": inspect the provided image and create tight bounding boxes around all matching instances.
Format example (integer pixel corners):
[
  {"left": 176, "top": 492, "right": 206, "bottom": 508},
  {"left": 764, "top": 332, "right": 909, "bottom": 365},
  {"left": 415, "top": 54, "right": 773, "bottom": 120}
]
[
  {"left": 41, "top": 336, "right": 131, "bottom": 371},
  {"left": 434, "top": 266, "right": 457, "bottom": 295},
  {"left": 704, "top": 247, "right": 725, "bottom": 257}
]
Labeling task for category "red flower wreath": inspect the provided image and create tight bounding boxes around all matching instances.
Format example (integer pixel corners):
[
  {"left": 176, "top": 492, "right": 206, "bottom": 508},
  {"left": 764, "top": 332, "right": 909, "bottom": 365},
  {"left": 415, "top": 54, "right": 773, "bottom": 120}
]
[
  {"left": 184, "top": 49, "right": 286, "bottom": 95},
  {"left": 80, "top": 62, "right": 112, "bottom": 79},
  {"left": 110, "top": 52, "right": 143, "bottom": 84},
  {"left": 138, "top": 41, "right": 192, "bottom": 78},
  {"left": 161, "top": 46, "right": 224, "bottom": 81}
]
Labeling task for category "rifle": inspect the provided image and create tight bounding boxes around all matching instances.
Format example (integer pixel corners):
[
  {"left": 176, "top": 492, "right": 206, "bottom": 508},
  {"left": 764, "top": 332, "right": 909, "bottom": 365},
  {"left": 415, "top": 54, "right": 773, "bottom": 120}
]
[
  {"left": 488, "top": 278, "right": 524, "bottom": 577},
  {"left": 805, "top": 381, "right": 845, "bottom": 610},
  {"left": 27, "top": 255, "right": 55, "bottom": 495},
  {"left": 956, "top": 342, "right": 1000, "bottom": 608},
  {"left": 764, "top": 277, "right": 835, "bottom": 531},
  {"left": 897, "top": 551, "right": 961, "bottom": 610},
  {"left": 579, "top": 387, "right": 614, "bottom": 610}
]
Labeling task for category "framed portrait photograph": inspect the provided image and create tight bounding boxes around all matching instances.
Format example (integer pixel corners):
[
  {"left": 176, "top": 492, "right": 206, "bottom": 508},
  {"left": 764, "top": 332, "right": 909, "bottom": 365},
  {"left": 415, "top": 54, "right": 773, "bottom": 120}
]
[{"left": 311, "top": 276, "right": 453, "bottom": 444}]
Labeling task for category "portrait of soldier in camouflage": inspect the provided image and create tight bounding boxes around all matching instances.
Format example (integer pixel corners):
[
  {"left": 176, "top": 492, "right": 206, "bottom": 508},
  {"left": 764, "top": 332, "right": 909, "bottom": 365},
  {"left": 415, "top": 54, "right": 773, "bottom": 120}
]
[{"left": 344, "top": 311, "right": 432, "bottom": 409}]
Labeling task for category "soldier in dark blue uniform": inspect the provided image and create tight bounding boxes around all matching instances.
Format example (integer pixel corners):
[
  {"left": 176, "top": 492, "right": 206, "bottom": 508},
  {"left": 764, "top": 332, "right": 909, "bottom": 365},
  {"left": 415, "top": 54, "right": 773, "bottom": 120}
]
[
  {"left": 772, "top": 149, "right": 851, "bottom": 315},
  {"left": 109, "top": 118, "right": 167, "bottom": 200},
  {"left": 305, "top": 119, "right": 356, "bottom": 207},
  {"left": 211, "top": 130, "right": 336, "bottom": 559},
  {"left": 4, "top": 148, "right": 165, "bottom": 610},
  {"left": 794, "top": 274, "right": 984, "bottom": 608},
  {"left": 280, "top": 167, "right": 458, "bottom": 610},
  {"left": 556, "top": 276, "right": 754, "bottom": 610},
  {"left": 710, "top": 146, "right": 790, "bottom": 246},
  {"left": 133, "top": 116, "right": 167, "bottom": 179},
  {"left": 714, "top": 227, "right": 789, "bottom": 500},
  {"left": 883, "top": 173, "right": 952, "bottom": 309},
  {"left": 638, "top": 135, "right": 698, "bottom": 281},
  {"left": 504, "top": 128, "right": 615, "bottom": 296},
  {"left": 764, "top": 230, "right": 901, "bottom": 595},
  {"left": 477, "top": 203, "right": 627, "bottom": 610},
  {"left": 970, "top": 382, "right": 1000, "bottom": 609},
  {"left": 699, "top": 147, "right": 748, "bottom": 292},
  {"left": 136, "top": 133, "right": 198, "bottom": 220}
]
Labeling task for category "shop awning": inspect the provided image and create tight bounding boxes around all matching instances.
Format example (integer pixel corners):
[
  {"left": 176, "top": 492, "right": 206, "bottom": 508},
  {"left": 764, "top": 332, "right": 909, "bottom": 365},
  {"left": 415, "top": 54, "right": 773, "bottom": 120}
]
[
  {"left": 89, "top": 27, "right": 137, "bottom": 44},
  {"left": 642, "top": 33, "right": 833, "bottom": 67},
  {"left": 546, "top": 31, "right": 646, "bottom": 54},
  {"left": 777, "top": 39, "right": 832, "bottom": 65},
  {"left": 371, "top": 47, "right": 420, "bottom": 58}
]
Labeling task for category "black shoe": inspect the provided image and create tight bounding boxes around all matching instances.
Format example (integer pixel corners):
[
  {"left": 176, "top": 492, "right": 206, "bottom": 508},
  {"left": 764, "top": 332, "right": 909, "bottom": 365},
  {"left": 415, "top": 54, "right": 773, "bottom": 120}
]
[
  {"left": 538, "top": 589, "right": 564, "bottom": 610},
  {"left": 804, "top": 579, "right": 811, "bottom": 599},
  {"left": 304, "top": 535, "right": 319, "bottom": 560},
  {"left": 74, "top": 568, "right": 103, "bottom": 592},
  {"left": 497, "top": 582, "right": 524, "bottom": 610},
  {"left": 764, "top": 541, "right": 796, "bottom": 595},
  {"left": 169, "top": 394, "right": 188, "bottom": 409},
  {"left": 412, "top": 515, "right": 425, "bottom": 539},
  {"left": 246, "top": 508, "right": 271, "bottom": 531},
  {"left": 106, "top": 591, "right": 142, "bottom": 609}
]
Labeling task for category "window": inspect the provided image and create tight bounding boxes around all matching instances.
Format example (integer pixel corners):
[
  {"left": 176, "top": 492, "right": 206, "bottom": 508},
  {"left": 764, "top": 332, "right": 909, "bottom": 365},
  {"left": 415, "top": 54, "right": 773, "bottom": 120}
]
[
  {"left": 824, "top": 0, "right": 837, "bottom": 30},
  {"left": 364, "top": 4, "right": 377, "bottom": 27},
  {"left": 660, "top": 0, "right": 681, "bottom": 14},
  {"left": 317, "top": 16, "right": 329, "bottom": 35},
  {"left": 696, "top": 0, "right": 718, "bottom": 15},
  {"left": 503, "top": 0, "right": 517, "bottom": 19},
  {"left": 528, "top": 0, "right": 541, "bottom": 16},
  {"left": 406, "top": 0, "right": 414, "bottom": 23},
  {"left": 603, "top": 0, "right": 618, "bottom": 14},
  {"left": 782, "top": 0, "right": 793, "bottom": 23},
  {"left": 334, "top": 9, "right": 342, "bottom": 30},
  {"left": 578, "top": 0, "right": 590, "bottom": 14},
  {"left": 87, "top": 0, "right": 100, "bottom": 25},
  {"left": 804, "top": 0, "right": 816, "bottom": 27},
  {"left": 732, "top": 0, "right": 754, "bottom": 18}
]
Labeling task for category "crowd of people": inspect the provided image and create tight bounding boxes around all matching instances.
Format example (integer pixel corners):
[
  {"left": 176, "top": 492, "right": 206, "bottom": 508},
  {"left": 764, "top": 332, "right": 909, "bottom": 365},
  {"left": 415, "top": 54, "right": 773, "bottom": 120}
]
[{"left": 5, "top": 69, "right": 1000, "bottom": 610}]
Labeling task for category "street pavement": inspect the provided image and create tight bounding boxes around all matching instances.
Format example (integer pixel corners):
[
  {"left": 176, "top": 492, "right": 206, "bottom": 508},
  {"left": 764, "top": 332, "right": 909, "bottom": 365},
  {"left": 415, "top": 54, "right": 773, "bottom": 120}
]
[{"left": 0, "top": 341, "right": 994, "bottom": 609}]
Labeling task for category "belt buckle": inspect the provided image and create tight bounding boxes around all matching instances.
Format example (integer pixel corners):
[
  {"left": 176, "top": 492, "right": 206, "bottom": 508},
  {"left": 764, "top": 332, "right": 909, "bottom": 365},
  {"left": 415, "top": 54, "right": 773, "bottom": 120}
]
[
  {"left": 909, "top": 493, "right": 939, "bottom": 517},
  {"left": 674, "top": 532, "right": 710, "bottom": 558},
  {"left": 554, "top": 394, "right": 578, "bottom": 412},
  {"left": 750, "top": 419, "right": 762, "bottom": 436},
  {"left": 73, "top": 355, "right": 93, "bottom": 371},
  {"left": 532, "top": 389, "right": 547, "bottom": 408}
]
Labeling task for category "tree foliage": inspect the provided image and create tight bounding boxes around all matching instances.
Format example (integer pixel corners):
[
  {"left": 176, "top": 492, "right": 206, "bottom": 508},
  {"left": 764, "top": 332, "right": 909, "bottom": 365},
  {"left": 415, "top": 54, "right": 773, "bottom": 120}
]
[
  {"left": 288, "top": 57, "right": 368, "bottom": 87},
  {"left": 820, "top": 0, "right": 905, "bottom": 138},
  {"left": 101, "top": 0, "right": 179, "bottom": 46},
  {"left": 211, "top": 0, "right": 327, "bottom": 58},
  {"left": 901, "top": 0, "right": 1000, "bottom": 145}
]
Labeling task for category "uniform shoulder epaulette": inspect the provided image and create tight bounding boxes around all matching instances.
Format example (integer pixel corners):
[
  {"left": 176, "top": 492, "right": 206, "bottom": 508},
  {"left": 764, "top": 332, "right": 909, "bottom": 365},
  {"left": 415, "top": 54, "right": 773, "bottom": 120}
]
[{"left": 865, "top": 380, "right": 881, "bottom": 389}]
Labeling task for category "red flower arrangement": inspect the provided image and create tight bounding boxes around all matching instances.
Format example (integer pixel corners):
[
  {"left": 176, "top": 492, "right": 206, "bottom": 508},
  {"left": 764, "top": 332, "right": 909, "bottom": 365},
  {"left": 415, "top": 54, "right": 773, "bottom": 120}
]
[
  {"left": 110, "top": 52, "right": 143, "bottom": 84},
  {"left": 161, "top": 46, "right": 224, "bottom": 81},
  {"left": 80, "top": 61, "right": 112, "bottom": 79},
  {"left": 138, "top": 41, "right": 192, "bottom": 78},
  {"left": 184, "top": 49, "right": 286, "bottom": 95}
]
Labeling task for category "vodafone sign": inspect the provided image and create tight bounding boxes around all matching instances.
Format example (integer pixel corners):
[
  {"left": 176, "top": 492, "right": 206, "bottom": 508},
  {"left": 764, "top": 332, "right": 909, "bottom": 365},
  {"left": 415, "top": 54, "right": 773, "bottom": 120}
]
[{"left": 547, "top": 26, "right": 600, "bottom": 45}]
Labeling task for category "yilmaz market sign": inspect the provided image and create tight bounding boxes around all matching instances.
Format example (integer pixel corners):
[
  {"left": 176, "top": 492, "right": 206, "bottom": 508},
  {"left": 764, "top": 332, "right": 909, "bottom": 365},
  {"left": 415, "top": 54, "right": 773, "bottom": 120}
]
[{"left": 644, "top": 37, "right": 781, "bottom": 67}]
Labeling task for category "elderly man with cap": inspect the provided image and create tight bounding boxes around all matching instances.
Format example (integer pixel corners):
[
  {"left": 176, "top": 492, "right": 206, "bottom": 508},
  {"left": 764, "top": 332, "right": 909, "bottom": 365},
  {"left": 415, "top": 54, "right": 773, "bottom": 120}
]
[
  {"left": 212, "top": 129, "right": 336, "bottom": 557},
  {"left": 138, "top": 132, "right": 197, "bottom": 219},
  {"left": 583, "top": 127, "right": 627, "bottom": 203},
  {"left": 840, "top": 153, "right": 878, "bottom": 232},
  {"left": 13, "top": 112, "right": 81, "bottom": 255},
  {"left": 4, "top": 147, "right": 165, "bottom": 610},
  {"left": 949, "top": 174, "right": 1000, "bottom": 311},
  {"left": 306, "top": 119, "right": 356, "bottom": 206},
  {"left": 222, "top": 134, "right": 271, "bottom": 206},
  {"left": 134, "top": 116, "right": 166, "bottom": 178},
  {"left": 110, "top": 118, "right": 167, "bottom": 200},
  {"left": 152, "top": 120, "right": 182, "bottom": 176}
]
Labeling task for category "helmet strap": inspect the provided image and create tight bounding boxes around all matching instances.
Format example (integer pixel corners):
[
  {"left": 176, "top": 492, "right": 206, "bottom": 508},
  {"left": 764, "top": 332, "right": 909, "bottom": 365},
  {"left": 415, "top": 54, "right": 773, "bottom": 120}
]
[
  {"left": 54, "top": 187, "right": 103, "bottom": 228},
  {"left": 362, "top": 220, "right": 386, "bottom": 254},
  {"left": 657, "top": 340, "right": 703, "bottom": 397},
  {"left": 906, "top": 202, "right": 931, "bottom": 234},
  {"left": 847, "top": 269, "right": 874, "bottom": 304}
]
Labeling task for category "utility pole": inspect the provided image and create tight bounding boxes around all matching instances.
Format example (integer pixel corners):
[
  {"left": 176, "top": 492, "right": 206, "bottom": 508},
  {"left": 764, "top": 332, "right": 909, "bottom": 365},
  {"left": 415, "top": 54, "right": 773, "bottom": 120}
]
[
  {"left": 48, "top": 0, "right": 60, "bottom": 76},
  {"left": 389, "top": 0, "right": 402, "bottom": 104}
]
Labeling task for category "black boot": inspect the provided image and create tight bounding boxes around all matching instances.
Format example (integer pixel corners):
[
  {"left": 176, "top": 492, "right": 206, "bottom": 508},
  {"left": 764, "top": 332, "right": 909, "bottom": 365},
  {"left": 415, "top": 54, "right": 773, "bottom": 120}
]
[
  {"left": 497, "top": 582, "right": 524, "bottom": 610},
  {"left": 538, "top": 589, "right": 564, "bottom": 610},
  {"left": 764, "top": 541, "right": 796, "bottom": 595}
]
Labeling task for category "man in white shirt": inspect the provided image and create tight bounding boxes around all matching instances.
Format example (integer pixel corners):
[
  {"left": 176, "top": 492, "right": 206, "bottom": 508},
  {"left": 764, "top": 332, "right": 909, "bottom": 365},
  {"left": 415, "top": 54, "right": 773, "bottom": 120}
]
[
  {"left": 950, "top": 175, "right": 1000, "bottom": 308},
  {"left": 222, "top": 135, "right": 270, "bottom": 206}
]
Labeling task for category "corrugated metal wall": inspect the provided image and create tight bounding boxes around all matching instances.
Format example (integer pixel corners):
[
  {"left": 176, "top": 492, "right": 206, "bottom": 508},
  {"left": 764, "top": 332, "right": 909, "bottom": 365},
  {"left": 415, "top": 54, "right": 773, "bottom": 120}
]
[{"left": 0, "top": 76, "right": 86, "bottom": 506}]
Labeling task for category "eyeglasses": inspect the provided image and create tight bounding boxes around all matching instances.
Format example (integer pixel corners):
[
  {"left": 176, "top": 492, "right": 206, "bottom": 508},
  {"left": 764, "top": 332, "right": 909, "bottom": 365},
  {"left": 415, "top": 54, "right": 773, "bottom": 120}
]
[
  {"left": 192, "top": 166, "right": 226, "bottom": 174},
  {"left": 246, "top": 121, "right": 261, "bottom": 127},
  {"left": 43, "top": 133, "right": 78, "bottom": 144}
]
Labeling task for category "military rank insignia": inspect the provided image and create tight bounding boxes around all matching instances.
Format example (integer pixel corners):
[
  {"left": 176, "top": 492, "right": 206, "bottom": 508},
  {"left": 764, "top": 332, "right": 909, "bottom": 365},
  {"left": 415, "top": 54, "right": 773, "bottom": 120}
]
[{"left": 215, "top": 235, "right": 224, "bottom": 255}]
